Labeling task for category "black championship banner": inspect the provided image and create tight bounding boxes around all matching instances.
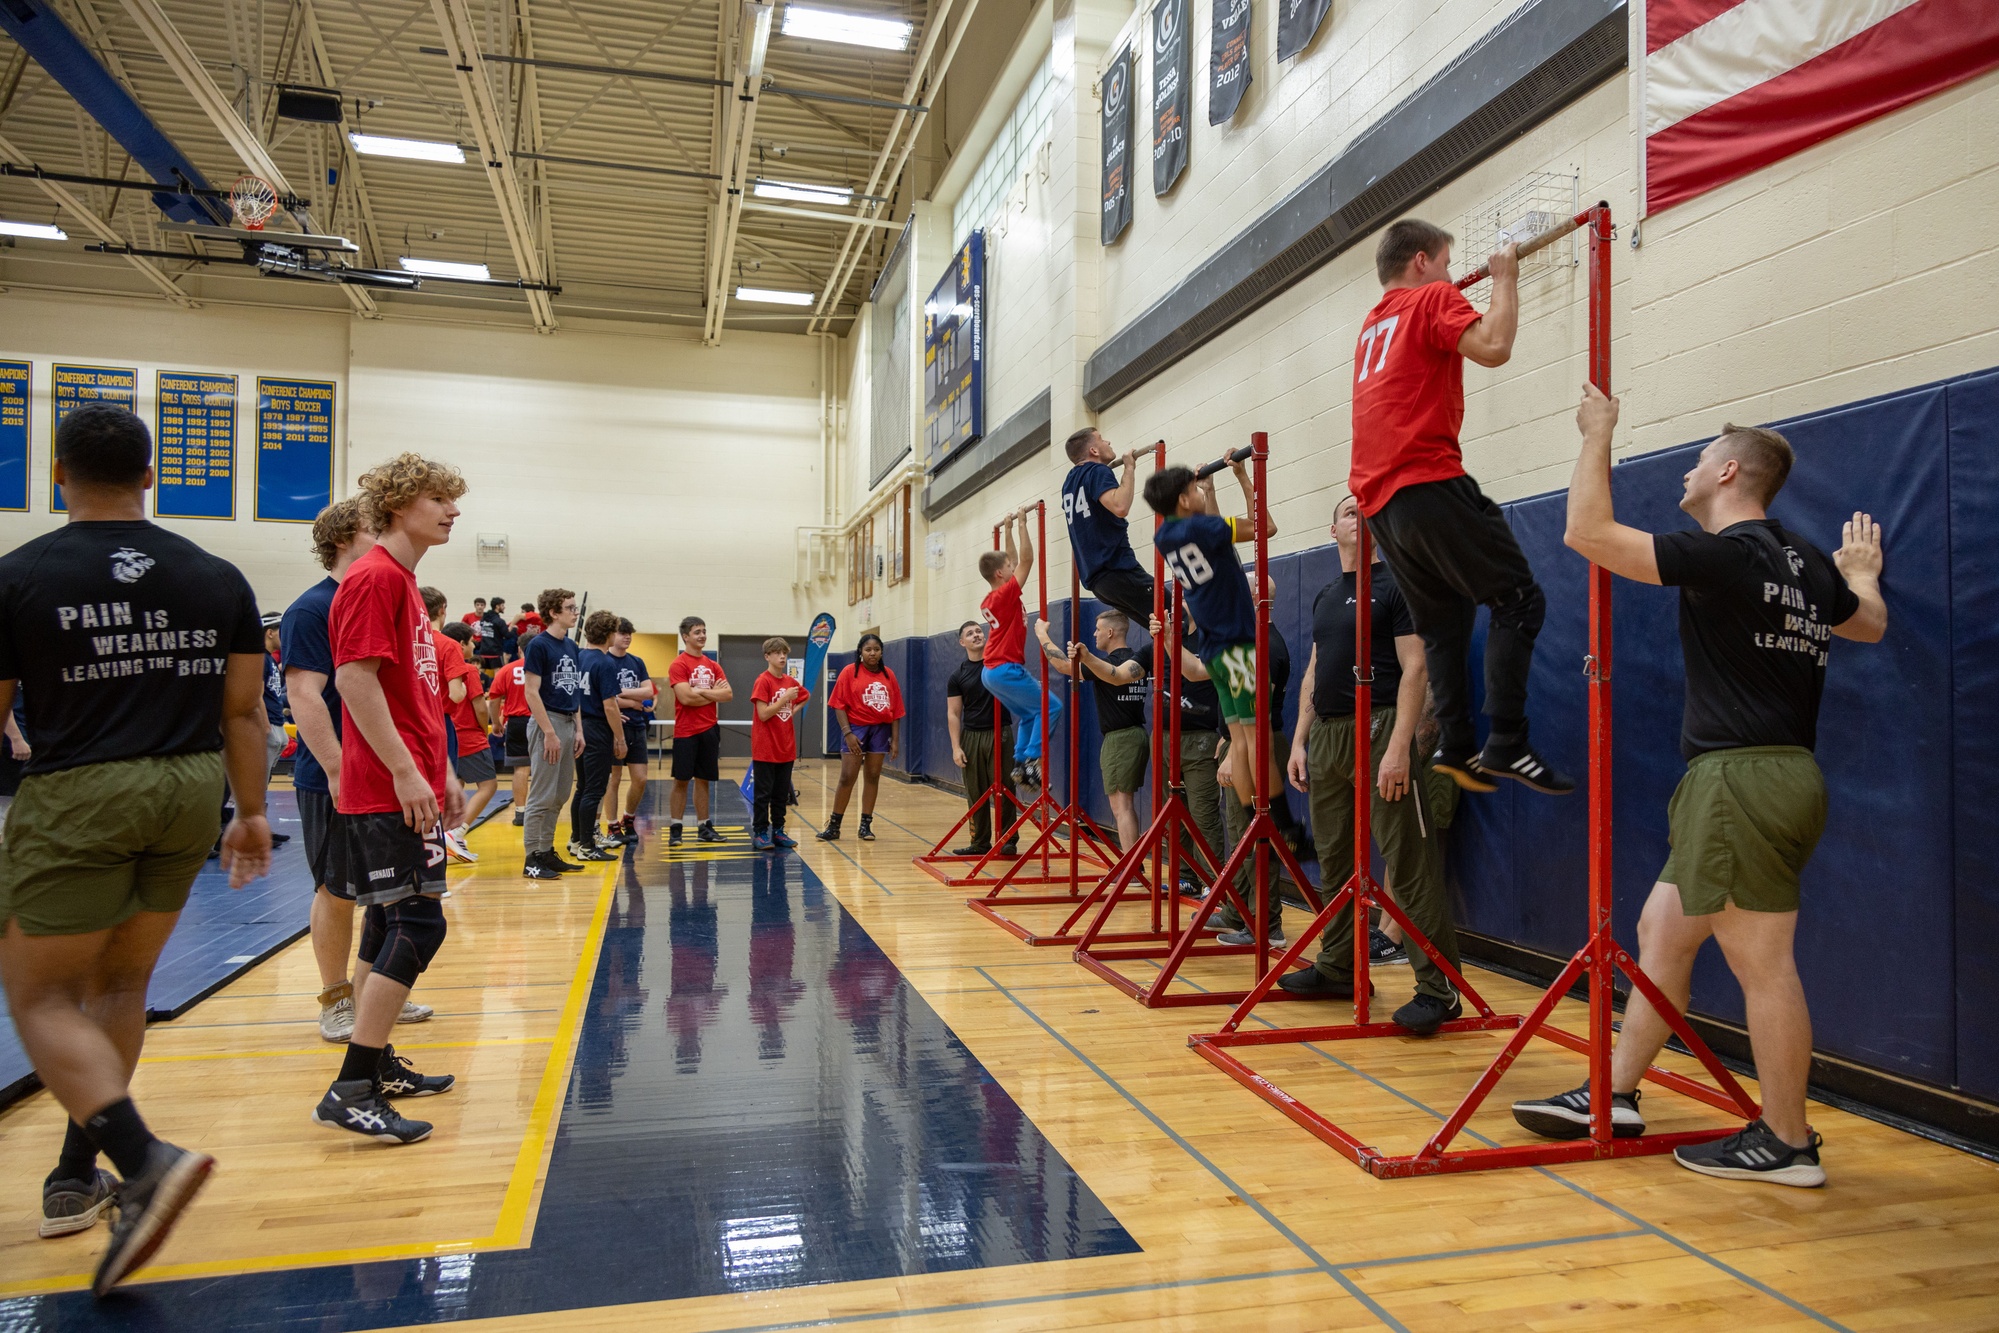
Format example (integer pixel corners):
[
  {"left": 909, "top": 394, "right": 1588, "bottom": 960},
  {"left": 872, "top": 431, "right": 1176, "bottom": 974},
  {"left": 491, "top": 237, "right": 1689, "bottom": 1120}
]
[
  {"left": 1101, "top": 44, "right": 1134, "bottom": 244},
  {"left": 1276, "top": 0, "right": 1330, "bottom": 62},
  {"left": 1151, "top": 0, "right": 1190, "bottom": 194},
  {"left": 1209, "top": 0, "right": 1251, "bottom": 125}
]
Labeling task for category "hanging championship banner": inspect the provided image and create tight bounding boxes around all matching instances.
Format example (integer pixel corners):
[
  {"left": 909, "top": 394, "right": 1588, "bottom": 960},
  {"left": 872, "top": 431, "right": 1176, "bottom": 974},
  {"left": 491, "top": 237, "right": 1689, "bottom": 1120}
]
[
  {"left": 1151, "top": 0, "right": 1190, "bottom": 195},
  {"left": 1100, "top": 44, "right": 1134, "bottom": 245},
  {"left": 1209, "top": 0, "right": 1252, "bottom": 125},
  {"left": 1276, "top": 0, "right": 1330, "bottom": 62}
]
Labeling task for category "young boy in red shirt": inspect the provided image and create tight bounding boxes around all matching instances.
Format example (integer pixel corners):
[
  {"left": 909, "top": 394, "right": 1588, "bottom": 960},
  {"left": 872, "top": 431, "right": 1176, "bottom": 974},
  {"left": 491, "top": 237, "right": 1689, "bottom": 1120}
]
[
  {"left": 978, "top": 508, "right": 1061, "bottom": 789},
  {"left": 314, "top": 453, "right": 466, "bottom": 1146},
  {"left": 439, "top": 620, "right": 497, "bottom": 858},
  {"left": 667, "top": 615, "right": 733, "bottom": 845},
  {"left": 749, "top": 637, "right": 809, "bottom": 850},
  {"left": 1351, "top": 218, "right": 1569, "bottom": 797}
]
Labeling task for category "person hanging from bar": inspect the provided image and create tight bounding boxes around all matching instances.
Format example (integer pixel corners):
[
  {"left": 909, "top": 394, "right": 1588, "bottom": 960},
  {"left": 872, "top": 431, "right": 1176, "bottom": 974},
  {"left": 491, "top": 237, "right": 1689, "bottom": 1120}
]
[
  {"left": 1275, "top": 494, "right": 1465, "bottom": 1034},
  {"left": 1061, "top": 429, "right": 1157, "bottom": 623},
  {"left": 980, "top": 508, "right": 1061, "bottom": 790},
  {"left": 1512, "top": 384, "right": 1886, "bottom": 1186},
  {"left": 1350, "top": 220, "right": 1572, "bottom": 796}
]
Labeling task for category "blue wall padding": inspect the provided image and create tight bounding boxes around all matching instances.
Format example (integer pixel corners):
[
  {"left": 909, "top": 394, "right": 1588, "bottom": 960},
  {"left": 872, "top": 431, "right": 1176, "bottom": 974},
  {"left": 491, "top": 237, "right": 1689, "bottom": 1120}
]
[{"left": 833, "top": 363, "right": 1999, "bottom": 1099}]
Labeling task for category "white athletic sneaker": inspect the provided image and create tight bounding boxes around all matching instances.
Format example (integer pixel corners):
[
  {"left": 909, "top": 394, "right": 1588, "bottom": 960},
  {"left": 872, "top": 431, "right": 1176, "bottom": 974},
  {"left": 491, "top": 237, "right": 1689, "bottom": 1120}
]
[
  {"left": 444, "top": 828, "right": 477, "bottom": 863},
  {"left": 398, "top": 999, "right": 435, "bottom": 1024},
  {"left": 319, "top": 989, "right": 356, "bottom": 1043},
  {"left": 594, "top": 830, "right": 624, "bottom": 851}
]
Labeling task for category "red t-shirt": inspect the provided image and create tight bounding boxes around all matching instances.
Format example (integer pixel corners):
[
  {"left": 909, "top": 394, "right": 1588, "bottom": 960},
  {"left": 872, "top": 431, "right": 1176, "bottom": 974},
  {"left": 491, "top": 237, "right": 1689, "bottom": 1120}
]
[
  {"left": 514, "top": 610, "right": 544, "bottom": 634},
  {"left": 830, "top": 663, "right": 904, "bottom": 726},
  {"left": 487, "top": 659, "right": 530, "bottom": 719},
  {"left": 1348, "top": 281, "right": 1485, "bottom": 516},
  {"left": 434, "top": 630, "right": 485, "bottom": 757},
  {"left": 329, "top": 545, "right": 448, "bottom": 814},
  {"left": 981, "top": 576, "right": 1025, "bottom": 666},
  {"left": 750, "top": 669, "right": 810, "bottom": 762},
  {"left": 668, "top": 652, "right": 728, "bottom": 737},
  {"left": 459, "top": 612, "right": 481, "bottom": 626}
]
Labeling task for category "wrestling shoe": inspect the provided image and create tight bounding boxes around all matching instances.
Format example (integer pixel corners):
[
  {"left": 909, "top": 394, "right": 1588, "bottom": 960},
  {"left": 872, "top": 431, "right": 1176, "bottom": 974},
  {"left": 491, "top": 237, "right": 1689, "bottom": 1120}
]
[
  {"left": 312, "top": 1080, "right": 432, "bottom": 1145},
  {"left": 595, "top": 830, "right": 626, "bottom": 851},
  {"left": 1392, "top": 990, "right": 1462, "bottom": 1036},
  {"left": 91, "top": 1141, "right": 214, "bottom": 1296},
  {"left": 524, "top": 852, "right": 563, "bottom": 880},
  {"left": 377, "top": 1045, "right": 454, "bottom": 1097},
  {"left": 816, "top": 814, "right": 842, "bottom": 841},
  {"left": 1511, "top": 1082, "right": 1644, "bottom": 1140},
  {"left": 668, "top": 824, "right": 684, "bottom": 847},
  {"left": 697, "top": 822, "right": 725, "bottom": 843},
  {"left": 318, "top": 982, "right": 356, "bottom": 1042},
  {"left": 566, "top": 841, "right": 616, "bottom": 863},
  {"left": 398, "top": 999, "right": 435, "bottom": 1024},
  {"left": 1673, "top": 1120, "right": 1825, "bottom": 1187},
  {"left": 41, "top": 1168, "right": 117, "bottom": 1238},
  {"left": 1476, "top": 737, "right": 1575, "bottom": 795},
  {"left": 443, "top": 828, "right": 477, "bottom": 863},
  {"left": 856, "top": 814, "right": 876, "bottom": 841},
  {"left": 511, "top": 809, "right": 525, "bottom": 826}
]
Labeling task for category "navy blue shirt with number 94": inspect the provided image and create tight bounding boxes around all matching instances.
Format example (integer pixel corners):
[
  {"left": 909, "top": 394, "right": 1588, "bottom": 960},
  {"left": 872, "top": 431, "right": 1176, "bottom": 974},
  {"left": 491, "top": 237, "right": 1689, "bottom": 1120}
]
[
  {"left": 1155, "top": 512, "right": 1257, "bottom": 649},
  {"left": 1062, "top": 461, "right": 1143, "bottom": 583}
]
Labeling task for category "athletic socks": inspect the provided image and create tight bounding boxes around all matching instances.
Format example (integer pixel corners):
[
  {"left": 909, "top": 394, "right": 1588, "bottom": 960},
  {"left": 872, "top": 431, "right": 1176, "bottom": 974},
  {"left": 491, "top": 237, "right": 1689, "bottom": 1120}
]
[
  {"left": 51, "top": 1119, "right": 98, "bottom": 1185},
  {"left": 340, "top": 1041, "right": 386, "bottom": 1085},
  {"left": 82, "top": 1097, "right": 157, "bottom": 1181}
]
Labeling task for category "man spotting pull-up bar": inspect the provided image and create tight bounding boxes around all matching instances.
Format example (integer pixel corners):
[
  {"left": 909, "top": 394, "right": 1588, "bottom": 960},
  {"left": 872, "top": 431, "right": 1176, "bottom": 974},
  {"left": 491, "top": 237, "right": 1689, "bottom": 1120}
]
[{"left": 1351, "top": 220, "right": 1571, "bottom": 797}]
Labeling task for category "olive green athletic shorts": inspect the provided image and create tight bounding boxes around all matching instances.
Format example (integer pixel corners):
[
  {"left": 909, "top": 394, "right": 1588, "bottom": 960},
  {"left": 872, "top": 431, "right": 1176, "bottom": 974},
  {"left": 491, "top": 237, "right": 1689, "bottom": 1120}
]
[
  {"left": 1660, "top": 745, "right": 1825, "bottom": 915},
  {"left": 1203, "top": 641, "right": 1259, "bottom": 726},
  {"left": 0, "top": 752, "right": 225, "bottom": 936},
  {"left": 1100, "top": 726, "right": 1149, "bottom": 795}
]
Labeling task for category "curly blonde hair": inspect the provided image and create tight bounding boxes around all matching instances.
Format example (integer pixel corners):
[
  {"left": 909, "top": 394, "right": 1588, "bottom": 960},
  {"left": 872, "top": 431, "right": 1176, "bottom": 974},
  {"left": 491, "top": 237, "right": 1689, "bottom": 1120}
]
[
  {"left": 309, "top": 497, "right": 366, "bottom": 571},
  {"left": 355, "top": 452, "right": 467, "bottom": 534}
]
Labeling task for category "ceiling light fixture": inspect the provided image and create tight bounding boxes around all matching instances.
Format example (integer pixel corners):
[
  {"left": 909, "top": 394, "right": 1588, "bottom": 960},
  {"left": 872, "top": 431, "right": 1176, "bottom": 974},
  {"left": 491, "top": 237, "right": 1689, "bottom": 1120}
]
[
  {"left": 349, "top": 132, "right": 466, "bottom": 164},
  {"left": 779, "top": 4, "right": 913, "bottom": 50},
  {"left": 735, "top": 285, "right": 814, "bottom": 305},
  {"left": 752, "top": 179, "right": 853, "bottom": 206},
  {"left": 400, "top": 256, "right": 492, "bottom": 281},
  {"left": 0, "top": 220, "right": 68, "bottom": 241},
  {"left": 745, "top": 0, "right": 776, "bottom": 80}
]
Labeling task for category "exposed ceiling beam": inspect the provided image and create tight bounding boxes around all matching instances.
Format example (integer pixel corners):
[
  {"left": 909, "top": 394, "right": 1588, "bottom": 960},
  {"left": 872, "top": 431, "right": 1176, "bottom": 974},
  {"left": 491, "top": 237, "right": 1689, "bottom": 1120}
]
[
  {"left": 743, "top": 199, "right": 901, "bottom": 229},
  {"left": 416, "top": 45, "right": 729, "bottom": 91},
  {"left": 0, "top": 127, "right": 193, "bottom": 305},
  {"left": 511, "top": 0, "right": 556, "bottom": 293},
  {"left": 299, "top": 0, "right": 383, "bottom": 268},
  {"left": 116, "top": 0, "right": 379, "bottom": 316},
  {"left": 701, "top": 0, "right": 774, "bottom": 343},
  {"left": 429, "top": 0, "right": 555, "bottom": 329}
]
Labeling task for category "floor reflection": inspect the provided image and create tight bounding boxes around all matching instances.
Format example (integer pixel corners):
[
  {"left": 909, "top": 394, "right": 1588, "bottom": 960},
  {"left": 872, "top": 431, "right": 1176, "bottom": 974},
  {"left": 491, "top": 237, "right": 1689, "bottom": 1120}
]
[{"left": 1, "top": 799, "right": 1136, "bottom": 1331}]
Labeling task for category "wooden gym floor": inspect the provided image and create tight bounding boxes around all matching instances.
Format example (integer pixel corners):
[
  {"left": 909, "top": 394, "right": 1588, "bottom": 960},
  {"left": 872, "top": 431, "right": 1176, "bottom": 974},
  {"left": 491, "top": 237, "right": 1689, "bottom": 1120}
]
[{"left": 0, "top": 759, "right": 1995, "bottom": 1330}]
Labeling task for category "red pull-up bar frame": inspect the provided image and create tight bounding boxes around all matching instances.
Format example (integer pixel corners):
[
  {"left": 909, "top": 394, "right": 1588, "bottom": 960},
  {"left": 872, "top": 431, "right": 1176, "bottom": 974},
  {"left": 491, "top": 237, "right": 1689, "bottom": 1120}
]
[{"left": 1188, "top": 203, "right": 1762, "bottom": 1176}]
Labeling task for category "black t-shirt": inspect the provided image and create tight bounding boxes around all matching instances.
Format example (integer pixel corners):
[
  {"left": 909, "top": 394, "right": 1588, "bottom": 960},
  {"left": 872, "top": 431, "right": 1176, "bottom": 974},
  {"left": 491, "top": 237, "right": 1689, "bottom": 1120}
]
[
  {"left": 478, "top": 609, "right": 508, "bottom": 659},
  {"left": 0, "top": 520, "right": 263, "bottom": 774},
  {"left": 1153, "top": 640, "right": 1221, "bottom": 735},
  {"left": 1311, "top": 562, "right": 1416, "bottom": 719},
  {"left": 947, "top": 657, "right": 995, "bottom": 730},
  {"left": 1653, "top": 519, "right": 1860, "bottom": 759},
  {"left": 1093, "top": 646, "right": 1149, "bottom": 733}
]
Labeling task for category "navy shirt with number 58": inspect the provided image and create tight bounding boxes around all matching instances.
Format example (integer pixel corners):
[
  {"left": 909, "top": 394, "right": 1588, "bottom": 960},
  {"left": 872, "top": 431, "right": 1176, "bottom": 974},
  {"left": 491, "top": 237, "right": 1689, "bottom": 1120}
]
[
  {"left": 1156, "top": 512, "right": 1257, "bottom": 650},
  {"left": 1062, "top": 461, "right": 1143, "bottom": 583}
]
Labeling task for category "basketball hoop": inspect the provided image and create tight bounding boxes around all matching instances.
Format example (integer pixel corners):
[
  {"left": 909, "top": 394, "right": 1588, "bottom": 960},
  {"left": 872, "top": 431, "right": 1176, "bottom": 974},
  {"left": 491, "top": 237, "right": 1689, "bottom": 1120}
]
[{"left": 230, "top": 175, "right": 279, "bottom": 231}]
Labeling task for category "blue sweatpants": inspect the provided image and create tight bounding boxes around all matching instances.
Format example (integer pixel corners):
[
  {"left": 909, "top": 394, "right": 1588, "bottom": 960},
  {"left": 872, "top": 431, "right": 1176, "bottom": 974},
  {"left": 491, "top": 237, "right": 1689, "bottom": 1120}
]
[{"left": 981, "top": 663, "right": 1062, "bottom": 762}]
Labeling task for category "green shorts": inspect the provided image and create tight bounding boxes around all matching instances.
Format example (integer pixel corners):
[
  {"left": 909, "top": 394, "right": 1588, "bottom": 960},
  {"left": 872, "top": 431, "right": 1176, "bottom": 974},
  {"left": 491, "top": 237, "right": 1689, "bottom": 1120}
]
[
  {"left": 1660, "top": 746, "right": 1825, "bottom": 915},
  {"left": 1203, "top": 641, "right": 1259, "bottom": 726},
  {"left": 0, "top": 752, "right": 225, "bottom": 936},
  {"left": 1099, "top": 726, "right": 1149, "bottom": 795}
]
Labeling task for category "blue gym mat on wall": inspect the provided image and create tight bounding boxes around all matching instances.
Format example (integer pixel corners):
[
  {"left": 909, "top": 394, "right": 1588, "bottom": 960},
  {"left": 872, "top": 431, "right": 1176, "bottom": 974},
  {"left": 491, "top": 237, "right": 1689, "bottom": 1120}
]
[{"left": 845, "top": 363, "right": 1999, "bottom": 1108}]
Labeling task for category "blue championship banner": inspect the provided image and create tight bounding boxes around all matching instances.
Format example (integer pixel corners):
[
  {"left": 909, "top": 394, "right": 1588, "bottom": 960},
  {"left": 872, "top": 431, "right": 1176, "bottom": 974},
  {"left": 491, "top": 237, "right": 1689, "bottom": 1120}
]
[
  {"left": 922, "top": 232, "right": 985, "bottom": 466},
  {"left": 0, "top": 361, "right": 27, "bottom": 512},
  {"left": 154, "top": 370, "right": 238, "bottom": 519},
  {"left": 256, "top": 376, "right": 336, "bottom": 523},
  {"left": 51, "top": 363, "right": 136, "bottom": 512}
]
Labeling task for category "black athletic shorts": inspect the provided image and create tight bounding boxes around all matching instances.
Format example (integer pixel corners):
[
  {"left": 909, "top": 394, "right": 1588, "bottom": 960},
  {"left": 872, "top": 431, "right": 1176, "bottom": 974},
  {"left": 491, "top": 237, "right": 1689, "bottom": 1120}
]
[
  {"left": 1089, "top": 566, "right": 1157, "bottom": 624},
  {"left": 672, "top": 726, "right": 722, "bottom": 781},
  {"left": 298, "top": 787, "right": 337, "bottom": 894},
  {"left": 623, "top": 719, "right": 650, "bottom": 765},
  {"left": 328, "top": 811, "right": 447, "bottom": 908},
  {"left": 503, "top": 716, "right": 530, "bottom": 767}
]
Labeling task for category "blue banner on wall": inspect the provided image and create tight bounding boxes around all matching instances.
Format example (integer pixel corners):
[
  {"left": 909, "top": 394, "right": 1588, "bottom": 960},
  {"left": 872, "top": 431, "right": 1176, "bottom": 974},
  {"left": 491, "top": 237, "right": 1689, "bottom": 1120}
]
[
  {"left": 154, "top": 370, "right": 238, "bottom": 520},
  {"left": 0, "top": 361, "right": 27, "bottom": 513},
  {"left": 922, "top": 231, "right": 984, "bottom": 466},
  {"left": 51, "top": 363, "right": 136, "bottom": 513},
  {"left": 256, "top": 376, "right": 336, "bottom": 523}
]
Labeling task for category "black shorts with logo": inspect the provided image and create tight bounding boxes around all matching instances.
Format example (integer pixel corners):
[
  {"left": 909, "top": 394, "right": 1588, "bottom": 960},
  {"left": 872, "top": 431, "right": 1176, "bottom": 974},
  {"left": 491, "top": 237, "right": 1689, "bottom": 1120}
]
[
  {"left": 671, "top": 727, "right": 722, "bottom": 781},
  {"left": 298, "top": 787, "right": 337, "bottom": 894},
  {"left": 328, "top": 811, "right": 448, "bottom": 907},
  {"left": 503, "top": 716, "right": 531, "bottom": 768}
]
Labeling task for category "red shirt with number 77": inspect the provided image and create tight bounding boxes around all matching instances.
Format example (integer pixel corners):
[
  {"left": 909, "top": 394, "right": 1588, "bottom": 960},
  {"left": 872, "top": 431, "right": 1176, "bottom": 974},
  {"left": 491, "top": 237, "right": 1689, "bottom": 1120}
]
[{"left": 1348, "top": 281, "right": 1484, "bottom": 517}]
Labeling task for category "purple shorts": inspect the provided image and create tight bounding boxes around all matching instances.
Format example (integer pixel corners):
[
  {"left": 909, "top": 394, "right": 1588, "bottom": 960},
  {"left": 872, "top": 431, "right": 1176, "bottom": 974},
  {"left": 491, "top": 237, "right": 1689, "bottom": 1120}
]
[{"left": 846, "top": 723, "right": 894, "bottom": 754}]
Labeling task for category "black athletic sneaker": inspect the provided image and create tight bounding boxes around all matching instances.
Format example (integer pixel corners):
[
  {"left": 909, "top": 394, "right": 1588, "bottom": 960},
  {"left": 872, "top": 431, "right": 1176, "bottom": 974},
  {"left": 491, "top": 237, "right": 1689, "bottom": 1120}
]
[
  {"left": 697, "top": 822, "right": 725, "bottom": 843},
  {"left": 857, "top": 815, "right": 876, "bottom": 842},
  {"left": 816, "top": 814, "right": 842, "bottom": 841},
  {"left": 377, "top": 1045, "right": 454, "bottom": 1097},
  {"left": 269, "top": 831, "right": 291, "bottom": 846},
  {"left": 1673, "top": 1119, "right": 1825, "bottom": 1187},
  {"left": 546, "top": 850, "right": 585, "bottom": 873},
  {"left": 952, "top": 844, "right": 991, "bottom": 857},
  {"left": 91, "top": 1141, "right": 214, "bottom": 1296},
  {"left": 41, "top": 1168, "right": 117, "bottom": 1238},
  {"left": 1369, "top": 927, "right": 1408, "bottom": 965},
  {"left": 1392, "top": 989, "right": 1462, "bottom": 1036},
  {"left": 1276, "top": 968, "right": 1373, "bottom": 1000},
  {"left": 1432, "top": 744, "right": 1499, "bottom": 793},
  {"left": 668, "top": 824, "right": 684, "bottom": 847},
  {"left": 1511, "top": 1081, "right": 1645, "bottom": 1140},
  {"left": 1476, "top": 737, "right": 1575, "bottom": 795},
  {"left": 511, "top": 810, "right": 525, "bottom": 826},
  {"left": 1217, "top": 926, "right": 1285, "bottom": 947},
  {"left": 566, "top": 841, "right": 616, "bottom": 863},
  {"left": 312, "top": 1079, "right": 433, "bottom": 1145},
  {"left": 523, "top": 853, "right": 562, "bottom": 880}
]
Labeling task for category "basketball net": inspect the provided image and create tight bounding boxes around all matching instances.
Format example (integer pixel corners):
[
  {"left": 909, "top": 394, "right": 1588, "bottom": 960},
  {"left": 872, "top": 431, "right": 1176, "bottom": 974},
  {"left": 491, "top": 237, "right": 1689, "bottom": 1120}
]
[{"left": 231, "top": 175, "right": 279, "bottom": 231}]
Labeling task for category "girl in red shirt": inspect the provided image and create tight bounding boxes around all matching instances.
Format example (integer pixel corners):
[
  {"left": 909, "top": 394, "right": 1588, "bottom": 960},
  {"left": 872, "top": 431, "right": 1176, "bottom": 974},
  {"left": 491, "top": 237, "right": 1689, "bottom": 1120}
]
[{"left": 816, "top": 633, "right": 904, "bottom": 842}]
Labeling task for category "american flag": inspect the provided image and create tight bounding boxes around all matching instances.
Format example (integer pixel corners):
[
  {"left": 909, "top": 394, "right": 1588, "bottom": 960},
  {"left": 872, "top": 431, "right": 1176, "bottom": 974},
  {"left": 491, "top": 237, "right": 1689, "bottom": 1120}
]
[{"left": 1639, "top": 0, "right": 1999, "bottom": 217}]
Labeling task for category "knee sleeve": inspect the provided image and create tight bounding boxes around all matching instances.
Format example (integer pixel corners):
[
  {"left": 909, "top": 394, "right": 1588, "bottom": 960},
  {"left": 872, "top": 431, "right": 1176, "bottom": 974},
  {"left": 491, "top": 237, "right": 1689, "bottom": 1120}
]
[
  {"left": 357, "top": 903, "right": 388, "bottom": 965},
  {"left": 372, "top": 895, "right": 448, "bottom": 988},
  {"left": 1488, "top": 580, "right": 1546, "bottom": 637}
]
